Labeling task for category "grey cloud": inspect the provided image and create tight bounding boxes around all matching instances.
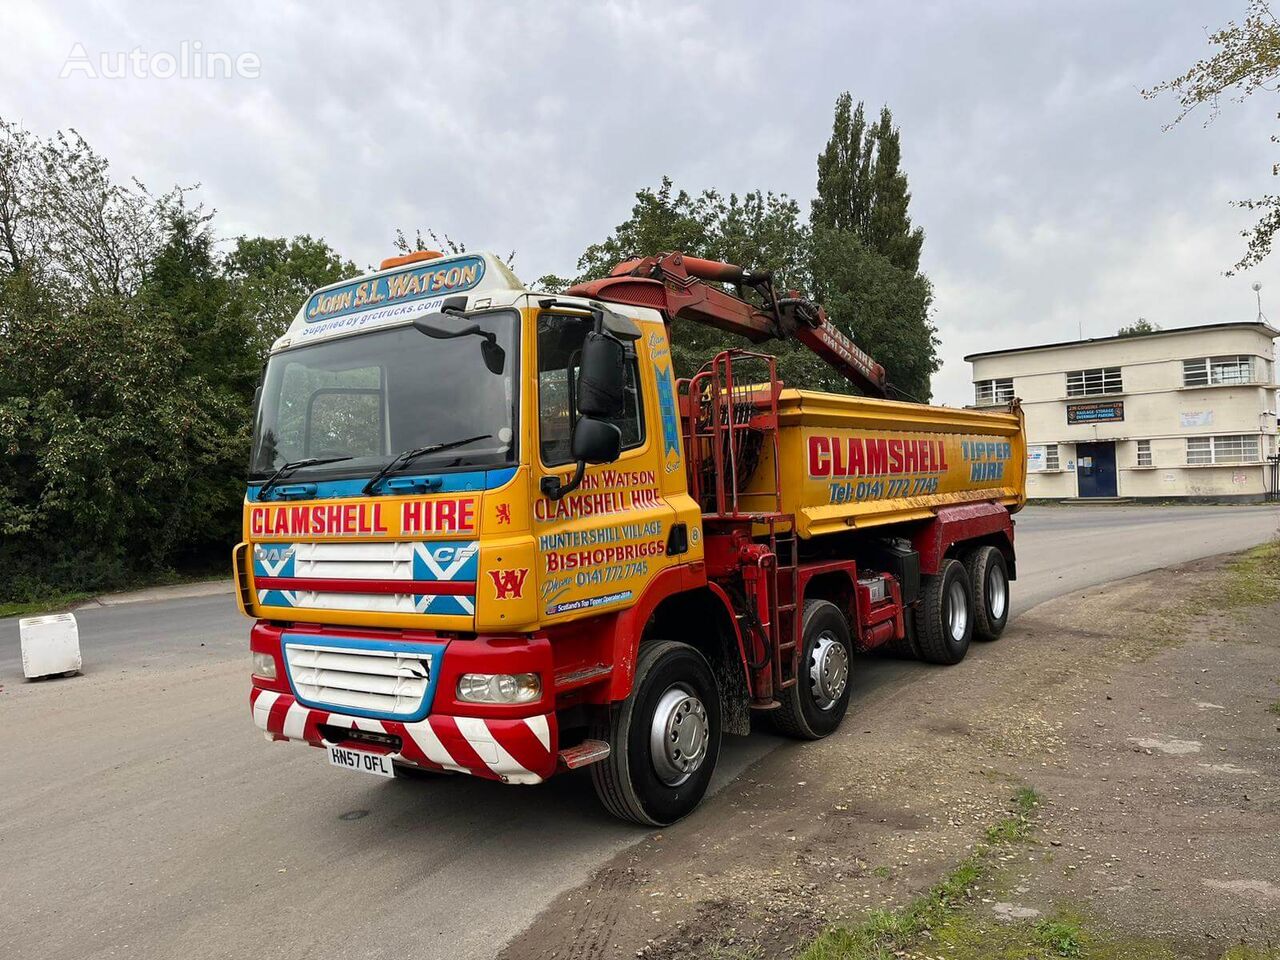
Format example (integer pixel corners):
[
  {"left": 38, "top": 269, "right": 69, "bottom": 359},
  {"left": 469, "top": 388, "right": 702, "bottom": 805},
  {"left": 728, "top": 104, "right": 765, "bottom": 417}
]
[{"left": 1, "top": 0, "right": 1274, "bottom": 404}]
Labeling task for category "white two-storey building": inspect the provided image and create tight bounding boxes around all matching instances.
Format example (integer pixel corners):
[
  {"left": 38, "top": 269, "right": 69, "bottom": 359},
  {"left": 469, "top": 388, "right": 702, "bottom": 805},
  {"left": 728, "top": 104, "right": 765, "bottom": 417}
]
[{"left": 967, "top": 321, "right": 1279, "bottom": 501}]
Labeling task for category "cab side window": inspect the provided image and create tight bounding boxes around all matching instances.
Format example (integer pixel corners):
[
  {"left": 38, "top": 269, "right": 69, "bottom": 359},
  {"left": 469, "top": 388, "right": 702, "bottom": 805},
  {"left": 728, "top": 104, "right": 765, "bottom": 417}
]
[{"left": 537, "top": 313, "right": 644, "bottom": 466}]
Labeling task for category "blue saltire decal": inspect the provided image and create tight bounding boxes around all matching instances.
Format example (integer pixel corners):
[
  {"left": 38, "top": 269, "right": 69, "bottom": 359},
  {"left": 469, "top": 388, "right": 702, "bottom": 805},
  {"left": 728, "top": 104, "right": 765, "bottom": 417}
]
[{"left": 654, "top": 360, "right": 681, "bottom": 457}]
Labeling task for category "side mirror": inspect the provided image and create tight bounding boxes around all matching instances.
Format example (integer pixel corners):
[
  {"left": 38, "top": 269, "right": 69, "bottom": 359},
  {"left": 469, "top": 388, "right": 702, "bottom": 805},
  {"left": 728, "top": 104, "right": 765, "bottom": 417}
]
[
  {"left": 571, "top": 417, "right": 622, "bottom": 464},
  {"left": 413, "top": 316, "right": 506, "bottom": 375},
  {"left": 577, "top": 332, "right": 625, "bottom": 418},
  {"left": 480, "top": 339, "right": 506, "bottom": 375},
  {"left": 540, "top": 417, "right": 622, "bottom": 501}
]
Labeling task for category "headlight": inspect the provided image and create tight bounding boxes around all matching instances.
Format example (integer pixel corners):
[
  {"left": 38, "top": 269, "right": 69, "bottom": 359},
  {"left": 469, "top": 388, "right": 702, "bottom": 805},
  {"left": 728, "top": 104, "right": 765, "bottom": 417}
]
[
  {"left": 457, "top": 672, "right": 541, "bottom": 704},
  {"left": 252, "top": 651, "right": 277, "bottom": 680}
]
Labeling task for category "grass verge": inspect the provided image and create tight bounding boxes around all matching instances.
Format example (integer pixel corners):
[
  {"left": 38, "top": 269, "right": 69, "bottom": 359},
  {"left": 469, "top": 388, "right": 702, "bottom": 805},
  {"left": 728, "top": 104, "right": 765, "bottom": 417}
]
[
  {"left": 793, "top": 788, "right": 1182, "bottom": 960},
  {"left": 1213, "top": 541, "right": 1280, "bottom": 610},
  {"left": 0, "top": 567, "right": 226, "bottom": 619},
  {"left": 1128, "top": 540, "right": 1280, "bottom": 659},
  {"left": 799, "top": 779, "right": 1280, "bottom": 960},
  {"left": 0, "top": 590, "right": 96, "bottom": 619},
  {"left": 799, "top": 787, "right": 1040, "bottom": 960},
  {"left": 1221, "top": 948, "right": 1280, "bottom": 960}
]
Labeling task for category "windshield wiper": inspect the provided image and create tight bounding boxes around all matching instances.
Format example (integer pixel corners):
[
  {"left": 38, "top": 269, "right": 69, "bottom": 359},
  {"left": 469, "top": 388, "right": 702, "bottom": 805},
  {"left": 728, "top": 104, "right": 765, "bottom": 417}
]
[
  {"left": 256, "top": 455, "right": 354, "bottom": 501},
  {"left": 361, "top": 435, "right": 493, "bottom": 496}
]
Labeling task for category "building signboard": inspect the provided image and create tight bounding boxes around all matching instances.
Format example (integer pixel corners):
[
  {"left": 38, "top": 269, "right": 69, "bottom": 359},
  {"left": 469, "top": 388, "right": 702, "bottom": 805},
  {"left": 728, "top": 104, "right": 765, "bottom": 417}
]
[{"left": 1066, "top": 401, "right": 1124, "bottom": 425}]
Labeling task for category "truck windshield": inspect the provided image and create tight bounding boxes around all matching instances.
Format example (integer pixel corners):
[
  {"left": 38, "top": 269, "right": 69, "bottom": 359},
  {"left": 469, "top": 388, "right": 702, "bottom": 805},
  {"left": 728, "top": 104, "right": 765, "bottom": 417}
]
[{"left": 249, "top": 310, "right": 518, "bottom": 482}]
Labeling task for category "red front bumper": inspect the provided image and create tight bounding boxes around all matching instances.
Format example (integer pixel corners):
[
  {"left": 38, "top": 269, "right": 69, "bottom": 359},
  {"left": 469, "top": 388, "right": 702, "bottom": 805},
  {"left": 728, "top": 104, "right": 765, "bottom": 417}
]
[
  {"left": 250, "top": 687, "right": 558, "bottom": 784},
  {"left": 248, "top": 620, "right": 559, "bottom": 784}
]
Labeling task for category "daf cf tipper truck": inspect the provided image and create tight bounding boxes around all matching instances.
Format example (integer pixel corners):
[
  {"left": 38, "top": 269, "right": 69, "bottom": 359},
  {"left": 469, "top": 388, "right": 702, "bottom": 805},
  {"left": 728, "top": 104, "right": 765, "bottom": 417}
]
[{"left": 237, "top": 249, "right": 1026, "bottom": 825}]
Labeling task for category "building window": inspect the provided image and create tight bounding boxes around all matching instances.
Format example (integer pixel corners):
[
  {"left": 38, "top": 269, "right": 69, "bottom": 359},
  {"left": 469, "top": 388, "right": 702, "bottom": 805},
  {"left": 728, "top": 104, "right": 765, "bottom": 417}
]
[
  {"left": 1182, "top": 355, "right": 1258, "bottom": 387},
  {"left": 1136, "top": 439, "right": 1152, "bottom": 467},
  {"left": 1026, "top": 443, "right": 1060, "bottom": 472},
  {"left": 1186, "top": 434, "right": 1260, "bottom": 465},
  {"left": 1186, "top": 437, "right": 1211, "bottom": 465},
  {"left": 975, "top": 378, "right": 1014, "bottom": 405},
  {"left": 1066, "top": 367, "right": 1122, "bottom": 397}
]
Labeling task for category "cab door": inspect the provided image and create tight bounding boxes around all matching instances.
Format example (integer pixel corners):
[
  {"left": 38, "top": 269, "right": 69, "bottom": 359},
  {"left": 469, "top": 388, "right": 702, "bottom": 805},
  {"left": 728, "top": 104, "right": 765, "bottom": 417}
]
[{"left": 531, "top": 310, "right": 680, "bottom": 624}]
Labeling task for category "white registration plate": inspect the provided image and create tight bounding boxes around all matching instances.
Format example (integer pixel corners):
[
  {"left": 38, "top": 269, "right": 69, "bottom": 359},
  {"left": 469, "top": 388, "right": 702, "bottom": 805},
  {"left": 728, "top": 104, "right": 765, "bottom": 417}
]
[{"left": 327, "top": 744, "right": 395, "bottom": 778}]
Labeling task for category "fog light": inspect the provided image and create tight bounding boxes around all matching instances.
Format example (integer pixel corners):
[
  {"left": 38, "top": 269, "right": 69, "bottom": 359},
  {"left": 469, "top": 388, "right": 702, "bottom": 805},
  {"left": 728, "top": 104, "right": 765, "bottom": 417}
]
[
  {"left": 252, "top": 651, "right": 277, "bottom": 680},
  {"left": 457, "top": 672, "right": 540, "bottom": 704}
]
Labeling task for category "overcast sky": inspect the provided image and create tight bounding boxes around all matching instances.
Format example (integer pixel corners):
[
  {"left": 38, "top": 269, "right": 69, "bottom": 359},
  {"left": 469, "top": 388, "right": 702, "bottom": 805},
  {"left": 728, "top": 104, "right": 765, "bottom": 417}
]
[{"left": 2, "top": 0, "right": 1275, "bottom": 404}]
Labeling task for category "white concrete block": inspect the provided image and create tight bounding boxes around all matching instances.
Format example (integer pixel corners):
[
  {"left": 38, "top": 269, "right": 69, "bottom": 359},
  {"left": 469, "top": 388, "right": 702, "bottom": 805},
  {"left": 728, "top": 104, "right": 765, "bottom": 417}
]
[{"left": 19, "top": 613, "right": 81, "bottom": 678}]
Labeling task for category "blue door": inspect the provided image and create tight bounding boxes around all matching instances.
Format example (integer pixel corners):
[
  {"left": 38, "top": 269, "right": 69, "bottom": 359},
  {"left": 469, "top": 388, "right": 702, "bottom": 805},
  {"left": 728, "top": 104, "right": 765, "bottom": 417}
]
[{"left": 1076, "top": 442, "right": 1117, "bottom": 498}]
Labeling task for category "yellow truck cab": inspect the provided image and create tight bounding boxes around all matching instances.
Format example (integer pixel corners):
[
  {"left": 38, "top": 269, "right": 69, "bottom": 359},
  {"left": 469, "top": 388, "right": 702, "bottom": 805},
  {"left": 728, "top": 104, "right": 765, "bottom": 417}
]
[{"left": 238, "top": 249, "right": 1025, "bottom": 824}]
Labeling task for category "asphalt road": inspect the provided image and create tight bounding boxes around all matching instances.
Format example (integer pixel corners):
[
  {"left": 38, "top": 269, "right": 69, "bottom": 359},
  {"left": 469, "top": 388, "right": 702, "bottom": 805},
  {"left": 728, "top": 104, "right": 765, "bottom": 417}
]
[{"left": 2, "top": 504, "right": 1277, "bottom": 960}]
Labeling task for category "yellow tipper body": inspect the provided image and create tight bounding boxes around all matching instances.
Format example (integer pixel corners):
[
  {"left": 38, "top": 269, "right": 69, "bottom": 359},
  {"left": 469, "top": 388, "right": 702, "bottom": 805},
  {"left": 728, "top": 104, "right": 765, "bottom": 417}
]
[{"left": 745, "top": 389, "right": 1026, "bottom": 539}]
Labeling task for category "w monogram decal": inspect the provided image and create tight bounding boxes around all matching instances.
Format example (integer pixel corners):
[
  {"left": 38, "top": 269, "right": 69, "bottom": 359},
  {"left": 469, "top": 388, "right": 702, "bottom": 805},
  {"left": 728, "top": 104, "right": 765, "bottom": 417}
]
[{"left": 488, "top": 568, "right": 529, "bottom": 600}]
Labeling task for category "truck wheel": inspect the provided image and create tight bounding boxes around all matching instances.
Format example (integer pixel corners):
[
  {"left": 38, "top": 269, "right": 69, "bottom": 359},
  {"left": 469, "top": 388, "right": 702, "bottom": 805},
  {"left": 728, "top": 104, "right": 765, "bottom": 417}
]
[
  {"left": 916, "top": 558, "right": 973, "bottom": 665},
  {"left": 590, "top": 640, "right": 722, "bottom": 826},
  {"left": 770, "top": 599, "right": 853, "bottom": 740},
  {"left": 964, "top": 546, "right": 1010, "bottom": 641}
]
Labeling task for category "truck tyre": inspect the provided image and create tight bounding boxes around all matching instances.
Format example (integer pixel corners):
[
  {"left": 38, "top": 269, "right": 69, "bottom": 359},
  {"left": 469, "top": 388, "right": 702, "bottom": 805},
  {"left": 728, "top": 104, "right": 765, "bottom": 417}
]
[
  {"left": 964, "top": 546, "right": 1010, "bottom": 642},
  {"left": 915, "top": 558, "right": 973, "bottom": 665},
  {"left": 769, "top": 599, "right": 853, "bottom": 740},
  {"left": 590, "top": 640, "right": 722, "bottom": 826}
]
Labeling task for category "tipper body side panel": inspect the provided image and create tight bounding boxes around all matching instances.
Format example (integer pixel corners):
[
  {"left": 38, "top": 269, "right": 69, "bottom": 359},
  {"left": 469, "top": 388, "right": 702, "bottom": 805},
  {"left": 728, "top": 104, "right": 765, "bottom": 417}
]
[{"left": 755, "top": 389, "right": 1026, "bottom": 539}]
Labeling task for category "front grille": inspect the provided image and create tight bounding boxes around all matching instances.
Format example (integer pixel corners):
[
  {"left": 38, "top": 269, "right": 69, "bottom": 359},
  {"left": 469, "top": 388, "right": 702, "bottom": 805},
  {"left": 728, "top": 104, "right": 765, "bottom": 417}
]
[{"left": 284, "top": 642, "right": 432, "bottom": 718}]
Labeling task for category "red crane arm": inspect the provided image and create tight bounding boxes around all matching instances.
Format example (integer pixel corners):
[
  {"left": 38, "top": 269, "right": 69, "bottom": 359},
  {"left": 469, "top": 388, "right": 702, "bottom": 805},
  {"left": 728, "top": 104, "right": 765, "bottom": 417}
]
[{"left": 565, "top": 251, "right": 888, "bottom": 397}]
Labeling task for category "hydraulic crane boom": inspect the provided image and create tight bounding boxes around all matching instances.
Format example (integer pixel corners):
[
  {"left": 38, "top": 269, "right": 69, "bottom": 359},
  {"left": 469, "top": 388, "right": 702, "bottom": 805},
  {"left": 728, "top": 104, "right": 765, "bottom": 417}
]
[{"left": 566, "top": 251, "right": 889, "bottom": 397}]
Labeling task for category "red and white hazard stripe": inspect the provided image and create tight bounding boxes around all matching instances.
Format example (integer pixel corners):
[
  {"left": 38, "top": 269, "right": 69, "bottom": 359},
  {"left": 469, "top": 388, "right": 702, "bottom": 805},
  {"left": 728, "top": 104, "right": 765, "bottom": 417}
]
[{"left": 249, "top": 687, "right": 556, "bottom": 784}]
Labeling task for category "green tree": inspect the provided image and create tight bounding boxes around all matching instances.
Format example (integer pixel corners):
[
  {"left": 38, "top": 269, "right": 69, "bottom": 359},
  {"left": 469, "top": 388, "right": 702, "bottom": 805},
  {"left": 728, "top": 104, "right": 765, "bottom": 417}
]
[
  {"left": 0, "top": 120, "right": 38, "bottom": 274},
  {"left": 810, "top": 94, "right": 938, "bottom": 400},
  {"left": 393, "top": 226, "right": 515, "bottom": 270},
  {"left": 0, "top": 118, "right": 178, "bottom": 301},
  {"left": 809, "top": 229, "right": 937, "bottom": 399},
  {"left": 561, "top": 103, "right": 941, "bottom": 400},
  {"left": 1117, "top": 317, "right": 1161, "bottom": 337},
  {"left": 225, "top": 235, "right": 354, "bottom": 357},
  {"left": 813, "top": 96, "right": 924, "bottom": 273},
  {"left": 1144, "top": 0, "right": 1280, "bottom": 273},
  {"left": 811, "top": 97, "right": 871, "bottom": 237},
  {"left": 0, "top": 197, "right": 250, "bottom": 591},
  {"left": 564, "top": 178, "right": 814, "bottom": 382},
  {"left": 135, "top": 208, "right": 258, "bottom": 566},
  {"left": 0, "top": 116, "right": 358, "bottom": 601}
]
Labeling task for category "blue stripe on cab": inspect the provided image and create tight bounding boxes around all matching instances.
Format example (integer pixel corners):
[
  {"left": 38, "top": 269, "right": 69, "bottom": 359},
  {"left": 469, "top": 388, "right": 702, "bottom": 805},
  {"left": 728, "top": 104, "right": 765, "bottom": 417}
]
[{"left": 247, "top": 466, "right": 516, "bottom": 502}]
